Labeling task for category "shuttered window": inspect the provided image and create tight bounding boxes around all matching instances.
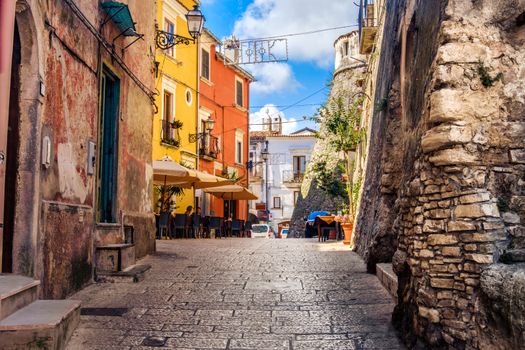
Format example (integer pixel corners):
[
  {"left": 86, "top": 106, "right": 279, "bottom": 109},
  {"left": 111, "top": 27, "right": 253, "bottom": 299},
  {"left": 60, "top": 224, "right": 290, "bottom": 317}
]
[
  {"left": 201, "top": 49, "right": 210, "bottom": 80},
  {"left": 236, "top": 80, "right": 243, "bottom": 107}
]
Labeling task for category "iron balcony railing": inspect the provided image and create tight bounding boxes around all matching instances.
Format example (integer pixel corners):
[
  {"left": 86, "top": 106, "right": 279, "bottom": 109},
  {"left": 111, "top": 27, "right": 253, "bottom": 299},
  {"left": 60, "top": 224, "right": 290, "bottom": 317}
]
[
  {"left": 199, "top": 134, "right": 219, "bottom": 159},
  {"left": 161, "top": 120, "right": 180, "bottom": 147},
  {"left": 283, "top": 170, "right": 304, "bottom": 183}
]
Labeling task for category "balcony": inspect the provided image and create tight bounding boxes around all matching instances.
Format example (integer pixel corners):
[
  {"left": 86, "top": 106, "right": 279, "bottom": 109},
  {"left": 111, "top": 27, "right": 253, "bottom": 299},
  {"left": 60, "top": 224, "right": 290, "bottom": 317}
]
[
  {"left": 161, "top": 120, "right": 180, "bottom": 148},
  {"left": 359, "top": 1, "right": 378, "bottom": 54},
  {"left": 283, "top": 170, "right": 304, "bottom": 186},
  {"left": 199, "top": 134, "right": 219, "bottom": 160}
]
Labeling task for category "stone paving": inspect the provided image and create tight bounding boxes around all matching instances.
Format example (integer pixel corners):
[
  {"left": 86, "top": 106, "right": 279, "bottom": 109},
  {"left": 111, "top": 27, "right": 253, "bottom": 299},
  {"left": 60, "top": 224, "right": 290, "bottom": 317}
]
[{"left": 67, "top": 239, "right": 405, "bottom": 349}]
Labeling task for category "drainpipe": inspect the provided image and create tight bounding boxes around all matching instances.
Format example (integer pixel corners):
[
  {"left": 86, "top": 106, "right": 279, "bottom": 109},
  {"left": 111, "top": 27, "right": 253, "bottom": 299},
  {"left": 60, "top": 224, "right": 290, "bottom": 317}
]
[{"left": 0, "top": 1, "right": 17, "bottom": 272}]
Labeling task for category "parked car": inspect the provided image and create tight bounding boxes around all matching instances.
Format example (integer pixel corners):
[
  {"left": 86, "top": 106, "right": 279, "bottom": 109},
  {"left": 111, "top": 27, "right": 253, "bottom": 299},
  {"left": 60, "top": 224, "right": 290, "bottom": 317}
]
[{"left": 251, "top": 224, "right": 271, "bottom": 238}]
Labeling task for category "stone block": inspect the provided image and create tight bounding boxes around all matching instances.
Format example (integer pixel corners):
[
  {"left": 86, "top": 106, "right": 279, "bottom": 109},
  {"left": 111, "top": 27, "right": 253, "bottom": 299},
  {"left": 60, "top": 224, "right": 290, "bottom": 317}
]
[
  {"left": 437, "top": 291, "right": 454, "bottom": 299},
  {"left": 431, "top": 278, "right": 455, "bottom": 289},
  {"left": 428, "top": 209, "right": 451, "bottom": 219},
  {"left": 428, "top": 234, "right": 458, "bottom": 245},
  {"left": 454, "top": 203, "right": 500, "bottom": 218},
  {"left": 429, "top": 148, "right": 479, "bottom": 166},
  {"left": 448, "top": 221, "right": 476, "bottom": 232},
  {"left": 460, "top": 232, "right": 502, "bottom": 243},
  {"left": 442, "top": 247, "right": 461, "bottom": 256},
  {"left": 437, "top": 42, "right": 489, "bottom": 64},
  {"left": 458, "top": 192, "right": 491, "bottom": 204},
  {"left": 466, "top": 254, "right": 493, "bottom": 264},
  {"left": 510, "top": 149, "right": 525, "bottom": 164},
  {"left": 423, "top": 220, "right": 445, "bottom": 233},
  {"left": 464, "top": 244, "right": 477, "bottom": 251},
  {"left": 502, "top": 212, "right": 521, "bottom": 224},
  {"left": 464, "top": 263, "right": 481, "bottom": 273},
  {"left": 422, "top": 125, "right": 473, "bottom": 153},
  {"left": 419, "top": 306, "right": 440, "bottom": 323},
  {"left": 419, "top": 249, "right": 435, "bottom": 258},
  {"left": 429, "top": 89, "right": 498, "bottom": 123}
]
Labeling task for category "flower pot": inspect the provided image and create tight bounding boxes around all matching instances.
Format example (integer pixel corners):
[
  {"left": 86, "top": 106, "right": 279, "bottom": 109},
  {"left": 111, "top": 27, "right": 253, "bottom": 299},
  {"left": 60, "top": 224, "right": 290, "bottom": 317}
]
[{"left": 341, "top": 223, "right": 353, "bottom": 245}]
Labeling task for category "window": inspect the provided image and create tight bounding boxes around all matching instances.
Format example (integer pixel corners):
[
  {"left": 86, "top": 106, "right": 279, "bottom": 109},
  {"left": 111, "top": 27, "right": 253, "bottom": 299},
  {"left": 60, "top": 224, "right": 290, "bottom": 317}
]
[
  {"left": 236, "top": 140, "right": 242, "bottom": 164},
  {"left": 294, "top": 191, "right": 300, "bottom": 206},
  {"left": 293, "top": 156, "right": 306, "bottom": 175},
  {"left": 235, "top": 79, "right": 244, "bottom": 107},
  {"left": 235, "top": 129, "right": 244, "bottom": 164},
  {"left": 164, "top": 19, "right": 175, "bottom": 57},
  {"left": 201, "top": 48, "right": 210, "bottom": 80},
  {"left": 185, "top": 89, "right": 192, "bottom": 106},
  {"left": 162, "top": 91, "right": 173, "bottom": 141},
  {"left": 273, "top": 197, "right": 281, "bottom": 209}
]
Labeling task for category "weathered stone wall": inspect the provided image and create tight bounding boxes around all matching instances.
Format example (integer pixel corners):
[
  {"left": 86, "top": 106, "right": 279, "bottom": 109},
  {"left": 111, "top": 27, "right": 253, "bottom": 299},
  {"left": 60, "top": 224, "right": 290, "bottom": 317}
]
[
  {"left": 354, "top": 0, "right": 525, "bottom": 348},
  {"left": 9, "top": 0, "right": 156, "bottom": 298}
]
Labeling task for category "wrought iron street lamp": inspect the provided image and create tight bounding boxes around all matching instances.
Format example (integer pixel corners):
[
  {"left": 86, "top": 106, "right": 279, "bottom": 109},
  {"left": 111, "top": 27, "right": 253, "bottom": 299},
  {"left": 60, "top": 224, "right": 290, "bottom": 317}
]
[
  {"left": 155, "top": 5, "right": 205, "bottom": 50},
  {"left": 189, "top": 118, "right": 215, "bottom": 143}
]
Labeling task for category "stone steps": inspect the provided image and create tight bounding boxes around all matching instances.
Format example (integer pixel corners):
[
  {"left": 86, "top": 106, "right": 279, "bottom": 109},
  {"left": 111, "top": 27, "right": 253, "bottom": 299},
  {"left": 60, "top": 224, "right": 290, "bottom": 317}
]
[
  {"left": 0, "top": 275, "right": 81, "bottom": 350},
  {"left": 376, "top": 263, "right": 398, "bottom": 302},
  {"left": 96, "top": 264, "right": 151, "bottom": 283},
  {"left": 95, "top": 243, "right": 136, "bottom": 273},
  {"left": 0, "top": 300, "right": 80, "bottom": 350},
  {"left": 0, "top": 275, "right": 39, "bottom": 320}
]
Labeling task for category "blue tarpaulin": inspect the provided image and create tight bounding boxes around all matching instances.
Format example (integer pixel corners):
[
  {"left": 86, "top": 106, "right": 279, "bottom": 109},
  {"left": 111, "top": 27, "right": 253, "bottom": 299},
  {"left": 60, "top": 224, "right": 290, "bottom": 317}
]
[{"left": 306, "top": 211, "right": 329, "bottom": 223}]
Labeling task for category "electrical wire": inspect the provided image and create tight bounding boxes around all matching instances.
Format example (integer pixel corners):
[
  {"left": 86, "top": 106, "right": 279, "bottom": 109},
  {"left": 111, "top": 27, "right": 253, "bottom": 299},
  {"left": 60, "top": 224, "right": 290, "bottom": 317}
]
[{"left": 172, "top": 24, "right": 360, "bottom": 48}]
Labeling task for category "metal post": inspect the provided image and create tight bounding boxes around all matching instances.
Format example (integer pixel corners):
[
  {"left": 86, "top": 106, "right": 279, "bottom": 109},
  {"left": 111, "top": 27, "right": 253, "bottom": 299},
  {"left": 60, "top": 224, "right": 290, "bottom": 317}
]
[
  {"left": 0, "top": 1, "right": 17, "bottom": 272},
  {"left": 264, "top": 140, "right": 269, "bottom": 223}
]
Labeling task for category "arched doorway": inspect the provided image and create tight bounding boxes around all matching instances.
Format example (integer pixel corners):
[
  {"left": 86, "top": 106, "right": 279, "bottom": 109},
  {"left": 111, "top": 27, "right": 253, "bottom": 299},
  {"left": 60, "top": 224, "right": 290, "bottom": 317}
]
[
  {"left": 2, "top": 20, "right": 21, "bottom": 273},
  {"left": 1, "top": 2, "right": 42, "bottom": 275}
]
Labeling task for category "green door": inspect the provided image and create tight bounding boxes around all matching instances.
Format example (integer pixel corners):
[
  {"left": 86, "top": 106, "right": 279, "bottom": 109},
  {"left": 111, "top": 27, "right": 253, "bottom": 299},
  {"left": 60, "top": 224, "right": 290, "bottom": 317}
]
[{"left": 98, "top": 67, "right": 120, "bottom": 223}]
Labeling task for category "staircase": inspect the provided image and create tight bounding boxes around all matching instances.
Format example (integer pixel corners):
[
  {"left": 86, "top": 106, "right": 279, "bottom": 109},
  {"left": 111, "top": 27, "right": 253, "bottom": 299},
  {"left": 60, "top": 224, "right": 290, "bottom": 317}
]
[
  {"left": 0, "top": 275, "right": 80, "bottom": 350},
  {"left": 95, "top": 224, "right": 151, "bottom": 283}
]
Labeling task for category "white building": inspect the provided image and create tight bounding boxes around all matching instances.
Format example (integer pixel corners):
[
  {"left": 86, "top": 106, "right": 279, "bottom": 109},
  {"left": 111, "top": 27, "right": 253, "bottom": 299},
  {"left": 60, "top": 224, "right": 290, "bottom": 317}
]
[{"left": 249, "top": 126, "right": 317, "bottom": 232}]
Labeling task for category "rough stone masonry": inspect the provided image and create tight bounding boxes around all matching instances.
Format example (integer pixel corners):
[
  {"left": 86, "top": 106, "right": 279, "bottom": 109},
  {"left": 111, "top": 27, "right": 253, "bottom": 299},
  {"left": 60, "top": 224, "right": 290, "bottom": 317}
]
[{"left": 353, "top": 0, "right": 525, "bottom": 349}]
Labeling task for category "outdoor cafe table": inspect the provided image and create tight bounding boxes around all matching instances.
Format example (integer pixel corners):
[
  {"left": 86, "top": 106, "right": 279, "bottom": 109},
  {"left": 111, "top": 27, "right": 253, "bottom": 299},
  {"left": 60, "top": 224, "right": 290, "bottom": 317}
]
[{"left": 317, "top": 215, "right": 336, "bottom": 242}]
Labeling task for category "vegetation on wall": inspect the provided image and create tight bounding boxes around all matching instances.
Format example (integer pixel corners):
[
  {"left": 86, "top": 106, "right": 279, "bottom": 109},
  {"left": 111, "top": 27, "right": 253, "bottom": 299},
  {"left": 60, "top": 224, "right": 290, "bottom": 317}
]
[{"left": 314, "top": 93, "right": 366, "bottom": 218}]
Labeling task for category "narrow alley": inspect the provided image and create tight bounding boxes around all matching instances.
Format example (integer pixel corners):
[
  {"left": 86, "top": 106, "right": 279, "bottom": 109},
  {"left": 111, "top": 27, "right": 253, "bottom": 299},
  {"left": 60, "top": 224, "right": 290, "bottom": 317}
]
[{"left": 67, "top": 239, "right": 404, "bottom": 349}]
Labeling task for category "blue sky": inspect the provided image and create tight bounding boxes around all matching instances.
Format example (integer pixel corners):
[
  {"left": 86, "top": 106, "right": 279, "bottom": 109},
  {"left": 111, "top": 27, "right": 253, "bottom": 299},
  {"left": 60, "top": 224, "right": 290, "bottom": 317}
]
[{"left": 200, "top": 0, "right": 360, "bottom": 134}]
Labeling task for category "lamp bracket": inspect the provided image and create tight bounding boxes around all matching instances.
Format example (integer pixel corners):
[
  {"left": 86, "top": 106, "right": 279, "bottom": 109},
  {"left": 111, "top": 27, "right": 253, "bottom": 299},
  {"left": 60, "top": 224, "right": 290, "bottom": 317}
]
[{"left": 156, "top": 30, "right": 195, "bottom": 50}]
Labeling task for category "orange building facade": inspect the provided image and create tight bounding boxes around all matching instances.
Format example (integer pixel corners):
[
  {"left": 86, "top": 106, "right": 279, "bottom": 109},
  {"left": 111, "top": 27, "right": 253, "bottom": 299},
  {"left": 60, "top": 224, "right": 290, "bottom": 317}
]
[{"left": 197, "top": 30, "right": 255, "bottom": 220}]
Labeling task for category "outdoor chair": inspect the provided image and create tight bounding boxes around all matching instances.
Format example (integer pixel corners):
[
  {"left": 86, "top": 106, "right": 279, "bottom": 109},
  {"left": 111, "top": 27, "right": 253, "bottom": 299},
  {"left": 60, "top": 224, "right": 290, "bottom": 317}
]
[
  {"left": 244, "top": 221, "right": 252, "bottom": 238},
  {"left": 172, "top": 214, "right": 187, "bottom": 239},
  {"left": 231, "top": 219, "right": 242, "bottom": 237},
  {"left": 158, "top": 212, "right": 170, "bottom": 239},
  {"left": 209, "top": 217, "right": 222, "bottom": 238}
]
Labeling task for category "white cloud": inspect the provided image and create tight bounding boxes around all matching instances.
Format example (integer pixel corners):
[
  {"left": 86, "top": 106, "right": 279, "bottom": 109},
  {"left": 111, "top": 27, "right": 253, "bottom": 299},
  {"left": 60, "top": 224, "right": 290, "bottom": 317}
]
[
  {"left": 249, "top": 104, "right": 298, "bottom": 134},
  {"left": 233, "top": 0, "right": 359, "bottom": 67},
  {"left": 248, "top": 63, "right": 300, "bottom": 94}
]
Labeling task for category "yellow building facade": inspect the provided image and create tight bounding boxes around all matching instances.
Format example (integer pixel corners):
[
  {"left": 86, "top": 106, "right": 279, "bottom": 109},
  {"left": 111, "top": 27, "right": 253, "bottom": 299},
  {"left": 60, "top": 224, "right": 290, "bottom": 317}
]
[{"left": 154, "top": 0, "right": 199, "bottom": 213}]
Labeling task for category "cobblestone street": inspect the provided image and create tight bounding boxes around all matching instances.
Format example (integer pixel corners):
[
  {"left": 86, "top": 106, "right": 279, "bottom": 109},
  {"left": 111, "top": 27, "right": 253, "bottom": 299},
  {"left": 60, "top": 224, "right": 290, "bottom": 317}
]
[{"left": 67, "top": 239, "right": 405, "bottom": 349}]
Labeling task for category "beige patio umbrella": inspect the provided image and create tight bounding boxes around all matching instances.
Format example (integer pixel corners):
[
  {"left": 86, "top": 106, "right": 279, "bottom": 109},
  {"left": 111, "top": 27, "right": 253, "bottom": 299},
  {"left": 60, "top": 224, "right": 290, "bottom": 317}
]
[
  {"left": 153, "top": 156, "right": 233, "bottom": 189},
  {"left": 171, "top": 170, "right": 234, "bottom": 189},
  {"left": 204, "top": 185, "right": 258, "bottom": 200},
  {"left": 152, "top": 157, "right": 196, "bottom": 185}
]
